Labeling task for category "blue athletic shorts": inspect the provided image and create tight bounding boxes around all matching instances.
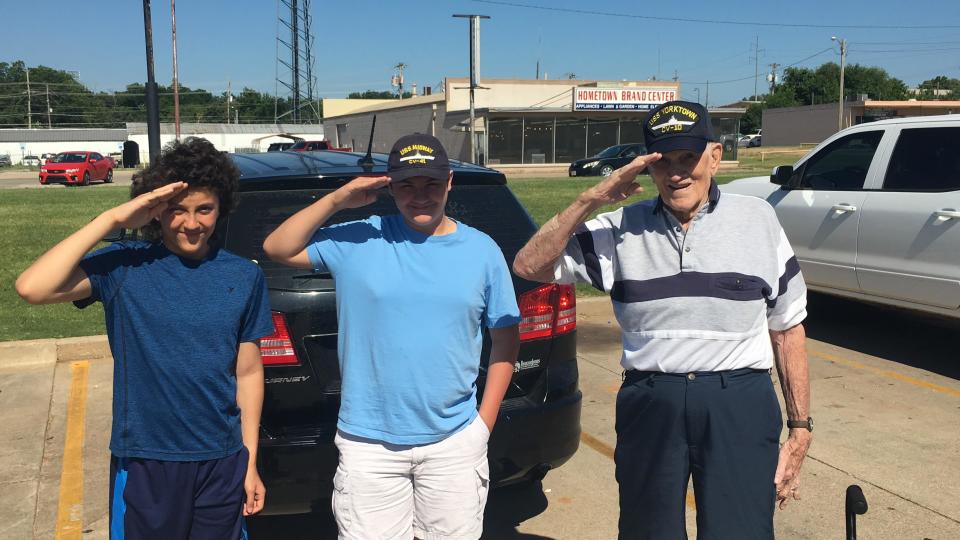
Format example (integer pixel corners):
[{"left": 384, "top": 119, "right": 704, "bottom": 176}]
[{"left": 109, "top": 448, "right": 249, "bottom": 540}]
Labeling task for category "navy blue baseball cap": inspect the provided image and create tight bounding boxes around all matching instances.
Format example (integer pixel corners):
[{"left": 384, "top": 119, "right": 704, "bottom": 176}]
[
  {"left": 387, "top": 133, "right": 451, "bottom": 182},
  {"left": 643, "top": 101, "right": 715, "bottom": 154}
]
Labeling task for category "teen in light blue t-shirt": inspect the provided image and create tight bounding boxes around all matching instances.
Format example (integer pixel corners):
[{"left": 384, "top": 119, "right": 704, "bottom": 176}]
[{"left": 263, "top": 133, "right": 520, "bottom": 539}]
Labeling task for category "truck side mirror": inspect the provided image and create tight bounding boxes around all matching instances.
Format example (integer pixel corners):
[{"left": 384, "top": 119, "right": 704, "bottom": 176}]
[{"left": 771, "top": 165, "right": 793, "bottom": 186}]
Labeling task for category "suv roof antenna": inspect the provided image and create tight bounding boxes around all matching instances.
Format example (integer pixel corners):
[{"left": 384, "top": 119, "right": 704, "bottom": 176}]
[{"left": 357, "top": 115, "right": 377, "bottom": 171}]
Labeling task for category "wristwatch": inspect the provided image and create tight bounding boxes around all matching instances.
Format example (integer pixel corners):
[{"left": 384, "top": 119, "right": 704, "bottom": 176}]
[{"left": 787, "top": 416, "right": 813, "bottom": 432}]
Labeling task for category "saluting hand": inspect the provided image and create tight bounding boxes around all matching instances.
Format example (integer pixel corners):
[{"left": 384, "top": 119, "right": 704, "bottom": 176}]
[
  {"left": 108, "top": 181, "right": 189, "bottom": 230},
  {"left": 330, "top": 175, "right": 391, "bottom": 210},
  {"left": 584, "top": 153, "right": 660, "bottom": 207}
]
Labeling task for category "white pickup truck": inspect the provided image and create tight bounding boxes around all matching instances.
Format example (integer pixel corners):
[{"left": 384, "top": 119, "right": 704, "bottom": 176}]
[{"left": 722, "top": 115, "right": 960, "bottom": 319}]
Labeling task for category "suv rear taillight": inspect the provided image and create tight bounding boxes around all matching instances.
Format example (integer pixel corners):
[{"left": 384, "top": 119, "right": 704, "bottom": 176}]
[
  {"left": 260, "top": 312, "right": 300, "bottom": 366},
  {"left": 518, "top": 284, "right": 577, "bottom": 342}
]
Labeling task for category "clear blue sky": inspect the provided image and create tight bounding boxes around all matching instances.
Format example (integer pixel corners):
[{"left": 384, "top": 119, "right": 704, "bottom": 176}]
[{"left": 3, "top": 0, "right": 959, "bottom": 105}]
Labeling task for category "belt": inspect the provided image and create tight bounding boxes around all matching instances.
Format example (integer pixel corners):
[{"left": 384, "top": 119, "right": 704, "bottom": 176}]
[{"left": 622, "top": 367, "right": 771, "bottom": 388}]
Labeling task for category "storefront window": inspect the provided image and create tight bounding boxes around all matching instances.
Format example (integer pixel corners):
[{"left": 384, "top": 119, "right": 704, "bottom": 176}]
[
  {"left": 587, "top": 118, "right": 618, "bottom": 157},
  {"left": 487, "top": 118, "right": 522, "bottom": 165},
  {"left": 523, "top": 118, "right": 554, "bottom": 164},
  {"left": 712, "top": 116, "right": 740, "bottom": 161},
  {"left": 556, "top": 117, "right": 587, "bottom": 163},
  {"left": 619, "top": 119, "right": 645, "bottom": 146}
]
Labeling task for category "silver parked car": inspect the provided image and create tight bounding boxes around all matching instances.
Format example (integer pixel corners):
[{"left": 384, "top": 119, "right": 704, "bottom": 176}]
[{"left": 722, "top": 115, "right": 960, "bottom": 319}]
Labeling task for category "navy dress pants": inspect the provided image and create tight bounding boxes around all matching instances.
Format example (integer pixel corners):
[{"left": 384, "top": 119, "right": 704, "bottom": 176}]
[{"left": 615, "top": 368, "right": 782, "bottom": 540}]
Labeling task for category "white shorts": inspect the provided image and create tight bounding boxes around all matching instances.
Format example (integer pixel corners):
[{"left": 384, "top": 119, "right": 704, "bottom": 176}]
[{"left": 332, "top": 415, "right": 491, "bottom": 540}]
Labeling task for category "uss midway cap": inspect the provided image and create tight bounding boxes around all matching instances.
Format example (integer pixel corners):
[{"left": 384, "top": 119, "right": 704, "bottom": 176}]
[
  {"left": 643, "top": 100, "right": 715, "bottom": 154},
  {"left": 387, "top": 133, "right": 451, "bottom": 182}
]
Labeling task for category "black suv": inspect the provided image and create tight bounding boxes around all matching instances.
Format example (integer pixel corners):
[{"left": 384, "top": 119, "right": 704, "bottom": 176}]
[
  {"left": 225, "top": 150, "right": 582, "bottom": 515},
  {"left": 568, "top": 143, "right": 646, "bottom": 177}
]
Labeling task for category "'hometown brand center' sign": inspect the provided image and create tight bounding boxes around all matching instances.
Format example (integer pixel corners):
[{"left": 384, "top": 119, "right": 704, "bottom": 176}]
[{"left": 573, "top": 87, "right": 678, "bottom": 111}]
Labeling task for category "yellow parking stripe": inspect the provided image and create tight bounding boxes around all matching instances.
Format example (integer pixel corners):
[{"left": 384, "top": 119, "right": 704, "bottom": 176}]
[
  {"left": 813, "top": 351, "right": 960, "bottom": 399},
  {"left": 55, "top": 361, "right": 89, "bottom": 540},
  {"left": 581, "top": 431, "right": 696, "bottom": 509}
]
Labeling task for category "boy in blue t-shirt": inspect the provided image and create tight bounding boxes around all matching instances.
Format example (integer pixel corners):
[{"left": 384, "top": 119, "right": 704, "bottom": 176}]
[
  {"left": 16, "top": 137, "right": 274, "bottom": 539},
  {"left": 263, "top": 133, "right": 521, "bottom": 539}
]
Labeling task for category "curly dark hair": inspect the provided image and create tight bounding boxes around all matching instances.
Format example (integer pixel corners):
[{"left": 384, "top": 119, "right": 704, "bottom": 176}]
[{"left": 130, "top": 137, "right": 240, "bottom": 241}]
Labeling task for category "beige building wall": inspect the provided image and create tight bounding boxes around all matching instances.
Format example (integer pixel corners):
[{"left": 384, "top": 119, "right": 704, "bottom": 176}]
[
  {"left": 763, "top": 101, "right": 960, "bottom": 146},
  {"left": 444, "top": 78, "right": 680, "bottom": 112},
  {"left": 322, "top": 99, "right": 396, "bottom": 118},
  {"left": 763, "top": 104, "right": 843, "bottom": 146}
]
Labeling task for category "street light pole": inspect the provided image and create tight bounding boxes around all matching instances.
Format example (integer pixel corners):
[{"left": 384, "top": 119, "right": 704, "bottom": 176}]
[
  {"left": 171, "top": 0, "right": 181, "bottom": 140},
  {"left": 832, "top": 36, "right": 847, "bottom": 131},
  {"left": 453, "top": 14, "right": 489, "bottom": 164},
  {"left": 142, "top": 0, "right": 161, "bottom": 163}
]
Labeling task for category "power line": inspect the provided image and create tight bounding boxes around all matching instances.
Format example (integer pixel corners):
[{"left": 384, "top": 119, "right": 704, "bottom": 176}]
[
  {"left": 470, "top": 0, "right": 960, "bottom": 29},
  {"left": 679, "top": 47, "right": 834, "bottom": 86}
]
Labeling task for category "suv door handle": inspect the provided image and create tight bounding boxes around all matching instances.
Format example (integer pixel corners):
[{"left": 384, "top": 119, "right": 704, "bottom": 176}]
[
  {"left": 831, "top": 203, "right": 858, "bottom": 213},
  {"left": 935, "top": 208, "right": 960, "bottom": 220}
]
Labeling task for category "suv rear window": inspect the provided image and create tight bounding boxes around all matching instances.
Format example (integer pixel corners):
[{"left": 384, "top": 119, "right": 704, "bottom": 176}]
[
  {"left": 883, "top": 127, "right": 960, "bottom": 191},
  {"left": 224, "top": 184, "right": 534, "bottom": 287}
]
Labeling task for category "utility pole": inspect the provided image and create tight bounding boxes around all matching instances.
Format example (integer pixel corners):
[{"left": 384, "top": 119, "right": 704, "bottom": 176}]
[
  {"left": 750, "top": 36, "right": 764, "bottom": 100},
  {"left": 142, "top": 0, "right": 161, "bottom": 162},
  {"left": 45, "top": 84, "right": 52, "bottom": 128},
  {"left": 25, "top": 68, "right": 32, "bottom": 129},
  {"left": 226, "top": 81, "right": 232, "bottom": 124},
  {"left": 171, "top": 0, "right": 181, "bottom": 140},
  {"left": 393, "top": 63, "right": 407, "bottom": 98},
  {"left": 705, "top": 80, "right": 710, "bottom": 108},
  {"left": 768, "top": 63, "right": 780, "bottom": 94},
  {"left": 832, "top": 36, "right": 847, "bottom": 131},
  {"left": 291, "top": 0, "right": 299, "bottom": 122},
  {"left": 453, "top": 14, "right": 490, "bottom": 164}
]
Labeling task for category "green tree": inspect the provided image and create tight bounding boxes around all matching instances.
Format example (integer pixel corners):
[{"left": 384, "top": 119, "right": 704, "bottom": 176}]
[
  {"left": 916, "top": 76, "right": 960, "bottom": 100},
  {"left": 768, "top": 63, "right": 907, "bottom": 108},
  {"left": 740, "top": 103, "right": 764, "bottom": 134},
  {"left": 347, "top": 89, "right": 411, "bottom": 99}
]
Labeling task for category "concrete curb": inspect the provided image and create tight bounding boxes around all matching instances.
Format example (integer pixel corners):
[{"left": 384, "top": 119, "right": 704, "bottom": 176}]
[{"left": 0, "top": 335, "right": 110, "bottom": 369}]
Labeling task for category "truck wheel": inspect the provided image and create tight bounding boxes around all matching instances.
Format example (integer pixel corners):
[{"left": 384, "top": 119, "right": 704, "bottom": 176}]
[
  {"left": 105, "top": 169, "right": 113, "bottom": 183},
  {"left": 82, "top": 172, "right": 90, "bottom": 186}
]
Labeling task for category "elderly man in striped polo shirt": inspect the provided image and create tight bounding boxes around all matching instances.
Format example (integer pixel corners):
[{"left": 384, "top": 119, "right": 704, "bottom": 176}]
[{"left": 514, "top": 100, "right": 811, "bottom": 539}]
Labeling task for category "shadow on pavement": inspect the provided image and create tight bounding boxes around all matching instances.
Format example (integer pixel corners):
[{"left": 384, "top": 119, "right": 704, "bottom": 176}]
[
  {"left": 804, "top": 292, "right": 960, "bottom": 380},
  {"left": 245, "top": 480, "right": 554, "bottom": 539}
]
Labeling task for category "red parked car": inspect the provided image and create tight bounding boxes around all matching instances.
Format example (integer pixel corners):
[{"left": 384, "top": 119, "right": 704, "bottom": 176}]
[
  {"left": 39, "top": 151, "right": 114, "bottom": 186},
  {"left": 287, "top": 140, "right": 352, "bottom": 152}
]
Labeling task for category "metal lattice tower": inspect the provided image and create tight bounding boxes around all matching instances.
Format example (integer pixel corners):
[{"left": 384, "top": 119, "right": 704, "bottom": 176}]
[{"left": 275, "top": 0, "right": 319, "bottom": 123}]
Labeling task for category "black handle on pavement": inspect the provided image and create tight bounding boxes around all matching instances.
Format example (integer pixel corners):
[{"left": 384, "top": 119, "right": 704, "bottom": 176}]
[{"left": 845, "top": 484, "right": 868, "bottom": 540}]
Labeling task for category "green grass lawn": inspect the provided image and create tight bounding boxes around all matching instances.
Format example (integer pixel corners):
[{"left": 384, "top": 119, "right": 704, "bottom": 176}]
[
  {"left": 0, "top": 187, "right": 128, "bottom": 341},
  {"left": 0, "top": 155, "right": 797, "bottom": 341}
]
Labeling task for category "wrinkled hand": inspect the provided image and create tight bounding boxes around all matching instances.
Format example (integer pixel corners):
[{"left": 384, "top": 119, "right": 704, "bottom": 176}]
[
  {"left": 774, "top": 430, "right": 812, "bottom": 509},
  {"left": 583, "top": 153, "right": 660, "bottom": 206},
  {"left": 243, "top": 467, "right": 266, "bottom": 516},
  {"left": 108, "top": 181, "right": 188, "bottom": 229},
  {"left": 330, "top": 175, "right": 390, "bottom": 209}
]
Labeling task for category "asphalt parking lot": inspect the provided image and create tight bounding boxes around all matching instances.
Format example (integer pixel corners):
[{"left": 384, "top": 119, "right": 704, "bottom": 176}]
[{"left": 1, "top": 293, "right": 959, "bottom": 539}]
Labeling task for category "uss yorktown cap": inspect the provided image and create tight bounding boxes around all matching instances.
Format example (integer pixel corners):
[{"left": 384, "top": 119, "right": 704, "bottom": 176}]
[
  {"left": 643, "top": 100, "right": 715, "bottom": 154},
  {"left": 386, "top": 133, "right": 451, "bottom": 182}
]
